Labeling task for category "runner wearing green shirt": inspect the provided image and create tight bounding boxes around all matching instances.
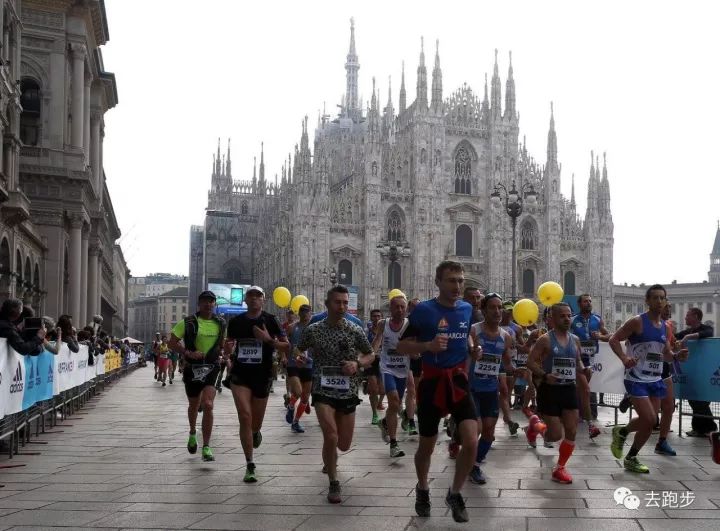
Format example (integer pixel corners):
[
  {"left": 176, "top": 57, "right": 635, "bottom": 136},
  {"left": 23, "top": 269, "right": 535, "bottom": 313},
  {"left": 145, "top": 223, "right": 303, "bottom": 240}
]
[{"left": 168, "top": 290, "right": 228, "bottom": 462}]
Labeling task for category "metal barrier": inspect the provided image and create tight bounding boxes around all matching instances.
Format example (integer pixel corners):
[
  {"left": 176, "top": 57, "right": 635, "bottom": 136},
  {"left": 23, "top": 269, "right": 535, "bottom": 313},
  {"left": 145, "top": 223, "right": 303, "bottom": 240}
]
[
  {"left": 0, "top": 363, "right": 139, "bottom": 460},
  {"left": 678, "top": 400, "right": 720, "bottom": 437}
]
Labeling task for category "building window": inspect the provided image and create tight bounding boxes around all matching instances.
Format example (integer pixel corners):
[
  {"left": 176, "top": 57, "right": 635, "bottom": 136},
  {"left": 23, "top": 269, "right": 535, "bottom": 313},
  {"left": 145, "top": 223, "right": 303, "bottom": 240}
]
[
  {"left": 707, "top": 302, "right": 713, "bottom": 314},
  {"left": 455, "top": 225, "right": 472, "bottom": 257},
  {"left": 520, "top": 221, "right": 536, "bottom": 250},
  {"left": 615, "top": 302, "right": 621, "bottom": 313},
  {"left": 626, "top": 303, "right": 632, "bottom": 313},
  {"left": 637, "top": 304, "right": 643, "bottom": 313},
  {"left": 454, "top": 147, "right": 471, "bottom": 194},
  {"left": 563, "top": 271, "right": 576, "bottom": 296},
  {"left": 387, "top": 210, "right": 403, "bottom": 242},
  {"left": 388, "top": 261, "right": 401, "bottom": 290},
  {"left": 241, "top": 201, "right": 248, "bottom": 215},
  {"left": 522, "top": 269, "right": 535, "bottom": 297},
  {"left": 338, "top": 259, "right": 353, "bottom": 286},
  {"left": 20, "top": 78, "right": 41, "bottom": 146}
]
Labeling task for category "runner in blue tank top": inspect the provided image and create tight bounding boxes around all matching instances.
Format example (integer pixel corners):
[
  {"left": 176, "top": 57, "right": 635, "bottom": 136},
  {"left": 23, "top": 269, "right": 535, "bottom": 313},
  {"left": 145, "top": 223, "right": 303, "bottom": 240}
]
[
  {"left": 527, "top": 302, "right": 591, "bottom": 485},
  {"left": 285, "top": 304, "right": 314, "bottom": 433},
  {"left": 467, "top": 293, "right": 513, "bottom": 485},
  {"left": 608, "top": 284, "right": 688, "bottom": 474},
  {"left": 499, "top": 303, "right": 522, "bottom": 437},
  {"left": 571, "top": 294, "right": 610, "bottom": 439},
  {"left": 397, "top": 261, "right": 475, "bottom": 524}
]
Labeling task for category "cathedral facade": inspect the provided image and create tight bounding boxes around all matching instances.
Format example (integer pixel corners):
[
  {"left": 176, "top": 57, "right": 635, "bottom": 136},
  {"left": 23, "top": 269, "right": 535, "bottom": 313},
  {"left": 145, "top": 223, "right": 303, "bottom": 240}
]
[{"left": 192, "top": 21, "right": 614, "bottom": 322}]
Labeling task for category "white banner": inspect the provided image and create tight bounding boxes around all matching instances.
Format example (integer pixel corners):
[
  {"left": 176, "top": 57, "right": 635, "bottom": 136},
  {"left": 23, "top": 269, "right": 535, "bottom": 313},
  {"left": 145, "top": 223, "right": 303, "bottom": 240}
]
[
  {"left": 589, "top": 342, "right": 628, "bottom": 394},
  {"left": 127, "top": 351, "right": 138, "bottom": 365},
  {"left": 0, "top": 339, "right": 26, "bottom": 418},
  {"left": 53, "top": 343, "right": 91, "bottom": 393},
  {"left": 96, "top": 352, "right": 105, "bottom": 375}
]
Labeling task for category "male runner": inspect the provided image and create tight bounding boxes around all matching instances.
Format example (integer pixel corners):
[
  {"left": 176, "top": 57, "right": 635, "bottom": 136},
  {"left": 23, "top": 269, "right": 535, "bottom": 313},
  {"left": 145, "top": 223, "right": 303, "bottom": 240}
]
[
  {"left": 463, "top": 287, "right": 484, "bottom": 325},
  {"left": 571, "top": 294, "right": 609, "bottom": 439},
  {"left": 168, "top": 291, "right": 227, "bottom": 462},
  {"left": 297, "top": 285, "right": 375, "bottom": 504},
  {"left": 373, "top": 294, "right": 411, "bottom": 458},
  {"left": 526, "top": 302, "right": 590, "bottom": 484},
  {"left": 609, "top": 284, "right": 688, "bottom": 473},
  {"left": 397, "top": 261, "right": 476, "bottom": 523},
  {"left": 286, "top": 304, "right": 314, "bottom": 433},
  {"left": 366, "top": 309, "right": 386, "bottom": 423},
  {"left": 152, "top": 332, "right": 161, "bottom": 380},
  {"left": 499, "top": 303, "right": 521, "bottom": 437},
  {"left": 155, "top": 336, "right": 170, "bottom": 386},
  {"left": 655, "top": 302, "right": 677, "bottom": 455},
  {"left": 467, "top": 293, "right": 513, "bottom": 484},
  {"left": 226, "top": 286, "right": 289, "bottom": 482}
]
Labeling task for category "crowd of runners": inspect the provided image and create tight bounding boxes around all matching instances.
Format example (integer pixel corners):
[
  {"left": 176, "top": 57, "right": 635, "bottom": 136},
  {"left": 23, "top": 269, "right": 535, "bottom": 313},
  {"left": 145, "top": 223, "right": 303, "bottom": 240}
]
[{"left": 153, "top": 260, "right": 719, "bottom": 524}]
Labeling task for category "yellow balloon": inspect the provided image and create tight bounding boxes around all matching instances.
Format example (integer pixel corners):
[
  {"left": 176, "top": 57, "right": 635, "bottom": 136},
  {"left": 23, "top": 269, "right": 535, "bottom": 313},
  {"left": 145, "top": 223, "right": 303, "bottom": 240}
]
[
  {"left": 290, "top": 295, "right": 310, "bottom": 314},
  {"left": 273, "top": 287, "right": 292, "bottom": 308},
  {"left": 537, "top": 281, "right": 564, "bottom": 306},
  {"left": 513, "top": 299, "right": 539, "bottom": 327}
]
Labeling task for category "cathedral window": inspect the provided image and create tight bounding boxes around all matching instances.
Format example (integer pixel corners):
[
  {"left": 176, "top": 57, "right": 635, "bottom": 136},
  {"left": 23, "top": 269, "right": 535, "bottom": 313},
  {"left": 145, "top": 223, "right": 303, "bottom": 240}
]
[
  {"left": 338, "top": 259, "right": 353, "bottom": 285},
  {"left": 387, "top": 210, "right": 404, "bottom": 242},
  {"left": 520, "top": 221, "right": 536, "bottom": 250},
  {"left": 522, "top": 269, "right": 535, "bottom": 298},
  {"left": 388, "top": 261, "right": 401, "bottom": 290},
  {"left": 455, "top": 225, "right": 472, "bottom": 257},
  {"left": 454, "top": 147, "right": 471, "bottom": 194},
  {"left": 241, "top": 201, "right": 248, "bottom": 216},
  {"left": 563, "top": 271, "right": 576, "bottom": 295},
  {"left": 20, "top": 78, "right": 41, "bottom": 146},
  {"left": 421, "top": 148, "right": 427, "bottom": 164},
  {"left": 372, "top": 161, "right": 378, "bottom": 176}
]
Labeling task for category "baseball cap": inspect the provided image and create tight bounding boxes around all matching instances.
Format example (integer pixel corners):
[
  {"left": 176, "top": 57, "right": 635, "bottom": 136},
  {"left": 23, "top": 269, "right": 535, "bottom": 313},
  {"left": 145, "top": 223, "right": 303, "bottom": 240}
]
[
  {"left": 198, "top": 290, "right": 216, "bottom": 301},
  {"left": 245, "top": 285, "right": 265, "bottom": 297},
  {"left": 502, "top": 301, "right": 514, "bottom": 311}
]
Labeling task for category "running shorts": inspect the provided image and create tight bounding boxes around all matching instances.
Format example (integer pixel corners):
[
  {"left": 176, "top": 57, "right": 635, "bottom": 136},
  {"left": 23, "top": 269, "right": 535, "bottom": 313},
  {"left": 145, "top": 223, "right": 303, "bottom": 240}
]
[
  {"left": 286, "top": 366, "right": 313, "bottom": 383},
  {"left": 624, "top": 379, "right": 666, "bottom": 399},
  {"left": 417, "top": 373, "right": 476, "bottom": 437},
  {"left": 536, "top": 383, "right": 578, "bottom": 417},
  {"left": 382, "top": 372, "right": 407, "bottom": 400}
]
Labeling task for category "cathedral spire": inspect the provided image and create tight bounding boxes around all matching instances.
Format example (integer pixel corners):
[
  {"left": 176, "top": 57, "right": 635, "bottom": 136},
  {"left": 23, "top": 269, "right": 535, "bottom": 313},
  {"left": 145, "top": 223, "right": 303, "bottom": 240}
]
[
  {"left": 546, "top": 102, "right": 557, "bottom": 168},
  {"left": 491, "top": 49, "right": 502, "bottom": 120},
  {"left": 570, "top": 173, "right": 576, "bottom": 207},
  {"left": 288, "top": 153, "right": 292, "bottom": 183},
  {"left": 504, "top": 51, "right": 516, "bottom": 120},
  {"left": 215, "top": 137, "right": 221, "bottom": 176},
  {"left": 416, "top": 37, "right": 428, "bottom": 110},
  {"left": 259, "top": 142, "right": 265, "bottom": 184},
  {"left": 431, "top": 39, "right": 442, "bottom": 111},
  {"left": 345, "top": 17, "right": 360, "bottom": 119},
  {"left": 225, "top": 138, "right": 231, "bottom": 178},
  {"left": 399, "top": 61, "right": 406, "bottom": 113}
]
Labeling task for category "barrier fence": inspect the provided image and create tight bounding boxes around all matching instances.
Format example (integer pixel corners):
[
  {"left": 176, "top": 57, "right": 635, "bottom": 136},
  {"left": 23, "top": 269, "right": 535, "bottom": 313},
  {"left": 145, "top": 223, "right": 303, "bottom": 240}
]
[{"left": 0, "top": 339, "right": 139, "bottom": 459}]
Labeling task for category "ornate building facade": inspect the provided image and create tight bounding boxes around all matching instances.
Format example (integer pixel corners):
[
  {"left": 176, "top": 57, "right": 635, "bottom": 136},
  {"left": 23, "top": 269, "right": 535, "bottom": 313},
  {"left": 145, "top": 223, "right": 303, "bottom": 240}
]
[
  {"left": 193, "top": 21, "right": 614, "bottom": 321},
  {"left": 0, "top": 0, "right": 128, "bottom": 337}
]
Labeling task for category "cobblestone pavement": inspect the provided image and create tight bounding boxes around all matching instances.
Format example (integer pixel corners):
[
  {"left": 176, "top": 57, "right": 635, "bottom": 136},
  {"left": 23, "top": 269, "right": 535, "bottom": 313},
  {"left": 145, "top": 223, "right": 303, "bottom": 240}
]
[{"left": 1, "top": 367, "right": 718, "bottom": 530}]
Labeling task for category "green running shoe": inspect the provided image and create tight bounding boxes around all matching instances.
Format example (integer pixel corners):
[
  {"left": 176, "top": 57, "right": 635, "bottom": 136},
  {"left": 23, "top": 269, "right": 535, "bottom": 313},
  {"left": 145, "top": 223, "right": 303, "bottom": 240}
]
[
  {"left": 624, "top": 455, "right": 649, "bottom": 473},
  {"left": 201, "top": 445, "right": 214, "bottom": 462},
  {"left": 187, "top": 433, "right": 198, "bottom": 454},
  {"left": 610, "top": 425, "right": 627, "bottom": 459},
  {"left": 371, "top": 413, "right": 379, "bottom": 425},
  {"left": 244, "top": 462, "right": 257, "bottom": 483}
]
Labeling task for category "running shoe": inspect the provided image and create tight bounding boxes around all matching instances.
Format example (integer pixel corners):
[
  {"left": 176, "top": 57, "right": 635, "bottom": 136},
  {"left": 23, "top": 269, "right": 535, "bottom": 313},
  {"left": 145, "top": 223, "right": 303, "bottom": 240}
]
[
  {"left": 187, "top": 432, "right": 198, "bottom": 454},
  {"left": 415, "top": 485, "right": 431, "bottom": 517},
  {"left": 588, "top": 424, "right": 601, "bottom": 439},
  {"left": 686, "top": 430, "right": 708, "bottom": 438},
  {"left": 285, "top": 406, "right": 294, "bottom": 424},
  {"left": 711, "top": 432, "right": 720, "bottom": 465},
  {"left": 379, "top": 418, "right": 390, "bottom": 443},
  {"left": 448, "top": 440, "right": 460, "bottom": 459},
  {"left": 655, "top": 439, "right": 677, "bottom": 456},
  {"left": 371, "top": 413, "right": 379, "bottom": 425},
  {"left": 401, "top": 411, "right": 409, "bottom": 432},
  {"left": 507, "top": 420, "right": 520, "bottom": 437},
  {"left": 390, "top": 444, "right": 405, "bottom": 458},
  {"left": 610, "top": 425, "right": 627, "bottom": 459},
  {"left": 469, "top": 465, "right": 487, "bottom": 485},
  {"left": 169, "top": 379, "right": 173, "bottom": 385},
  {"left": 445, "top": 489, "right": 469, "bottom": 523},
  {"left": 162, "top": 381, "right": 166, "bottom": 387},
  {"left": 624, "top": 455, "right": 650, "bottom": 473},
  {"left": 253, "top": 431, "right": 263, "bottom": 449},
  {"left": 551, "top": 465, "right": 573, "bottom": 484},
  {"left": 408, "top": 422, "right": 418, "bottom": 436},
  {"left": 201, "top": 445, "right": 214, "bottom": 462},
  {"left": 291, "top": 421, "right": 305, "bottom": 433},
  {"left": 327, "top": 480, "right": 342, "bottom": 504},
  {"left": 523, "top": 425, "right": 537, "bottom": 448},
  {"left": 243, "top": 462, "right": 257, "bottom": 483}
]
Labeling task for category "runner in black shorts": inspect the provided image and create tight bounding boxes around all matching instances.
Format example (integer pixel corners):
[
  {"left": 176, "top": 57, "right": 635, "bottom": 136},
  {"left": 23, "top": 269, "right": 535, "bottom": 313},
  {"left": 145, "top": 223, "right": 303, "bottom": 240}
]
[
  {"left": 285, "top": 304, "right": 314, "bottom": 433},
  {"left": 226, "top": 286, "right": 288, "bottom": 483},
  {"left": 168, "top": 291, "right": 227, "bottom": 462},
  {"left": 365, "top": 309, "right": 385, "bottom": 425}
]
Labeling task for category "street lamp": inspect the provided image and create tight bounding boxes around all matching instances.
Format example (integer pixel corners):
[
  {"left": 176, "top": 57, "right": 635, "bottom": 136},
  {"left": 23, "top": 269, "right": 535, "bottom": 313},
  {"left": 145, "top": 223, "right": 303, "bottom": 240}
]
[
  {"left": 490, "top": 180, "right": 538, "bottom": 301},
  {"left": 329, "top": 268, "right": 338, "bottom": 286}
]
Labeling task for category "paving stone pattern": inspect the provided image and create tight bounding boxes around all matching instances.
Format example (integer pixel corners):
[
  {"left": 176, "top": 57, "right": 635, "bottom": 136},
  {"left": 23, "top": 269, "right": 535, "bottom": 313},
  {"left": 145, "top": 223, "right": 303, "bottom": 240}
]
[{"left": 1, "top": 368, "right": 718, "bottom": 530}]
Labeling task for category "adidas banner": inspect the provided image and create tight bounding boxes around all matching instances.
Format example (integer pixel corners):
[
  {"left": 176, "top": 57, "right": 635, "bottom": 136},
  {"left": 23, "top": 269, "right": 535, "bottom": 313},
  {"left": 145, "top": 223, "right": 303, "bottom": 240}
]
[
  {"left": 22, "top": 350, "right": 55, "bottom": 410},
  {"left": 672, "top": 338, "right": 720, "bottom": 402},
  {"left": 0, "top": 344, "right": 25, "bottom": 418}
]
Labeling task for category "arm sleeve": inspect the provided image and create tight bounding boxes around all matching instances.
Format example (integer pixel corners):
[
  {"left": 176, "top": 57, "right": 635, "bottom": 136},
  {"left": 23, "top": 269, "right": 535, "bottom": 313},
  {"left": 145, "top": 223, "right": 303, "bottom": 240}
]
[
  {"left": 675, "top": 329, "right": 688, "bottom": 340},
  {"left": 7, "top": 329, "right": 44, "bottom": 356},
  {"left": 66, "top": 337, "right": 80, "bottom": 353},
  {"left": 171, "top": 320, "right": 185, "bottom": 339}
]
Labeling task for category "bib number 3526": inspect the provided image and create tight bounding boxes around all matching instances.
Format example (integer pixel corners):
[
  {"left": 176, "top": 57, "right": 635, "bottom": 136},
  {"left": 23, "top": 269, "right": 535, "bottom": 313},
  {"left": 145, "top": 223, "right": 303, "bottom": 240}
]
[{"left": 320, "top": 367, "right": 350, "bottom": 391}]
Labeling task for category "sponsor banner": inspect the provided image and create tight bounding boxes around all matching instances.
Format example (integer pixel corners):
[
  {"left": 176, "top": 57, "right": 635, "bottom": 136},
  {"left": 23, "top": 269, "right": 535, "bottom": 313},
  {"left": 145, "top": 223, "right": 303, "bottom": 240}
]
[
  {"left": 672, "top": 339, "right": 720, "bottom": 402},
  {"left": 22, "top": 350, "right": 55, "bottom": 410},
  {"left": 53, "top": 343, "right": 91, "bottom": 393},
  {"left": 127, "top": 351, "right": 138, "bottom": 365},
  {"left": 590, "top": 343, "right": 627, "bottom": 395},
  {"left": 0, "top": 339, "right": 26, "bottom": 418},
  {"left": 96, "top": 352, "right": 105, "bottom": 375}
]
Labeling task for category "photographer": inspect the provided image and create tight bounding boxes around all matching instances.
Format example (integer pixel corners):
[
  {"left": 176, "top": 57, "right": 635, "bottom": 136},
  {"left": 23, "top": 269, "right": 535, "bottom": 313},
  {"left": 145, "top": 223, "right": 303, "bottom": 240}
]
[{"left": 0, "top": 298, "right": 46, "bottom": 355}]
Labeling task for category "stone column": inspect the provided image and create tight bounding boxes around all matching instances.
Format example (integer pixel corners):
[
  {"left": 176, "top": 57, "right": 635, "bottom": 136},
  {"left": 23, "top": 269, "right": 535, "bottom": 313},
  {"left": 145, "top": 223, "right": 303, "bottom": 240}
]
[
  {"left": 90, "top": 113, "right": 101, "bottom": 188},
  {"left": 70, "top": 44, "right": 86, "bottom": 149},
  {"left": 83, "top": 80, "right": 91, "bottom": 165},
  {"left": 87, "top": 244, "right": 99, "bottom": 322},
  {"left": 96, "top": 248, "right": 103, "bottom": 321},
  {"left": 68, "top": 215, "right": 84, "bottom": 321},
  {"left": 80, "top": 233, "right": 89, "bottom": 326}
]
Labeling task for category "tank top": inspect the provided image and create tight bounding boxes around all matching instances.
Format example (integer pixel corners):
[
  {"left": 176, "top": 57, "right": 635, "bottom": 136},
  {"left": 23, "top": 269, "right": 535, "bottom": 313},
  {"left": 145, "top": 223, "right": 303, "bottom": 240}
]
[
  {"left": 501, "top": 323, "right": 521, "bottom": 367},
  {"left": 542, "top": 330, "right": 579, "bottom": 385},
  {"left": 625, "top": 313, "right": 667, "bottom": 383},
  {"left": 469, "top": 325, "right": 505, "bottom": 392},
  {"left": 379, "top": 318, "right": 410, "bottom": 378},
  {"left": 288, "top": 323, "right": 313, "bottom": 369},
  {"left": 572, "top": 313, "right": 602, "bottom": 359}
]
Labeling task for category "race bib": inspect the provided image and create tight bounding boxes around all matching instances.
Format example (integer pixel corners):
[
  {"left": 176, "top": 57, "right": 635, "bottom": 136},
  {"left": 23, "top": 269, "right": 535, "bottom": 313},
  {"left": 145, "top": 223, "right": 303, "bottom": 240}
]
[
  {"left": 580, "top": 340, "right": 597, "bottom": 357},
  {"left": 514, "top": 351, "right": 528, "bottom": 367},
  {"left": 474, "top": 354, "right": 501, "bottom": 377},
  {"left": 386, "top": 349, "right": 408, "bottom": 370},
  {"left": 191, "top": 364, "right": 215, "bottom": 382},
  {"left": 237, "top": 340, "right": 262, "bottom": 364},
  {"left": 552, "top": 357, "right": 576, "bottom": 383},
  {"left": 320, "top": 366, "right": 350, "bottom": 391},
  {"left": 640, "top": 351, "right": 663, "bottom": 377}
]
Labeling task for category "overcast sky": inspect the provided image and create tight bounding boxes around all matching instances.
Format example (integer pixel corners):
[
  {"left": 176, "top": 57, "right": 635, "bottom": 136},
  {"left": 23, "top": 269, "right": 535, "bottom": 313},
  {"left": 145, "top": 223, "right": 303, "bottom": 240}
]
[{"left": 102, "top": 0, "right": 720, "bottom": 286}]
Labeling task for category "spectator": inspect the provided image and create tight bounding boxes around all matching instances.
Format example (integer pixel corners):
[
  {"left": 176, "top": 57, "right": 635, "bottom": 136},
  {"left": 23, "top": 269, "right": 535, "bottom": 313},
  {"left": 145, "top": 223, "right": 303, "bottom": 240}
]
[
  {"left": 0, "top": 298, "right": 46, "bottom": 355},
  {"left": 676, "top": 307, "right": 717, "bottom": 436},
  {"left": 57, "top": 314, "right": 80, "bottom": 353}
]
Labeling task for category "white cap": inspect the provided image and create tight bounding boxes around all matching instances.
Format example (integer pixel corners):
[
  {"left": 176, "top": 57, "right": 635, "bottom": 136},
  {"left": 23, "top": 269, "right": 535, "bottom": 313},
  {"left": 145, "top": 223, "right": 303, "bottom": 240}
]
[{"left": 245, "top": 286, "right": 265, "bottom": 297}]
